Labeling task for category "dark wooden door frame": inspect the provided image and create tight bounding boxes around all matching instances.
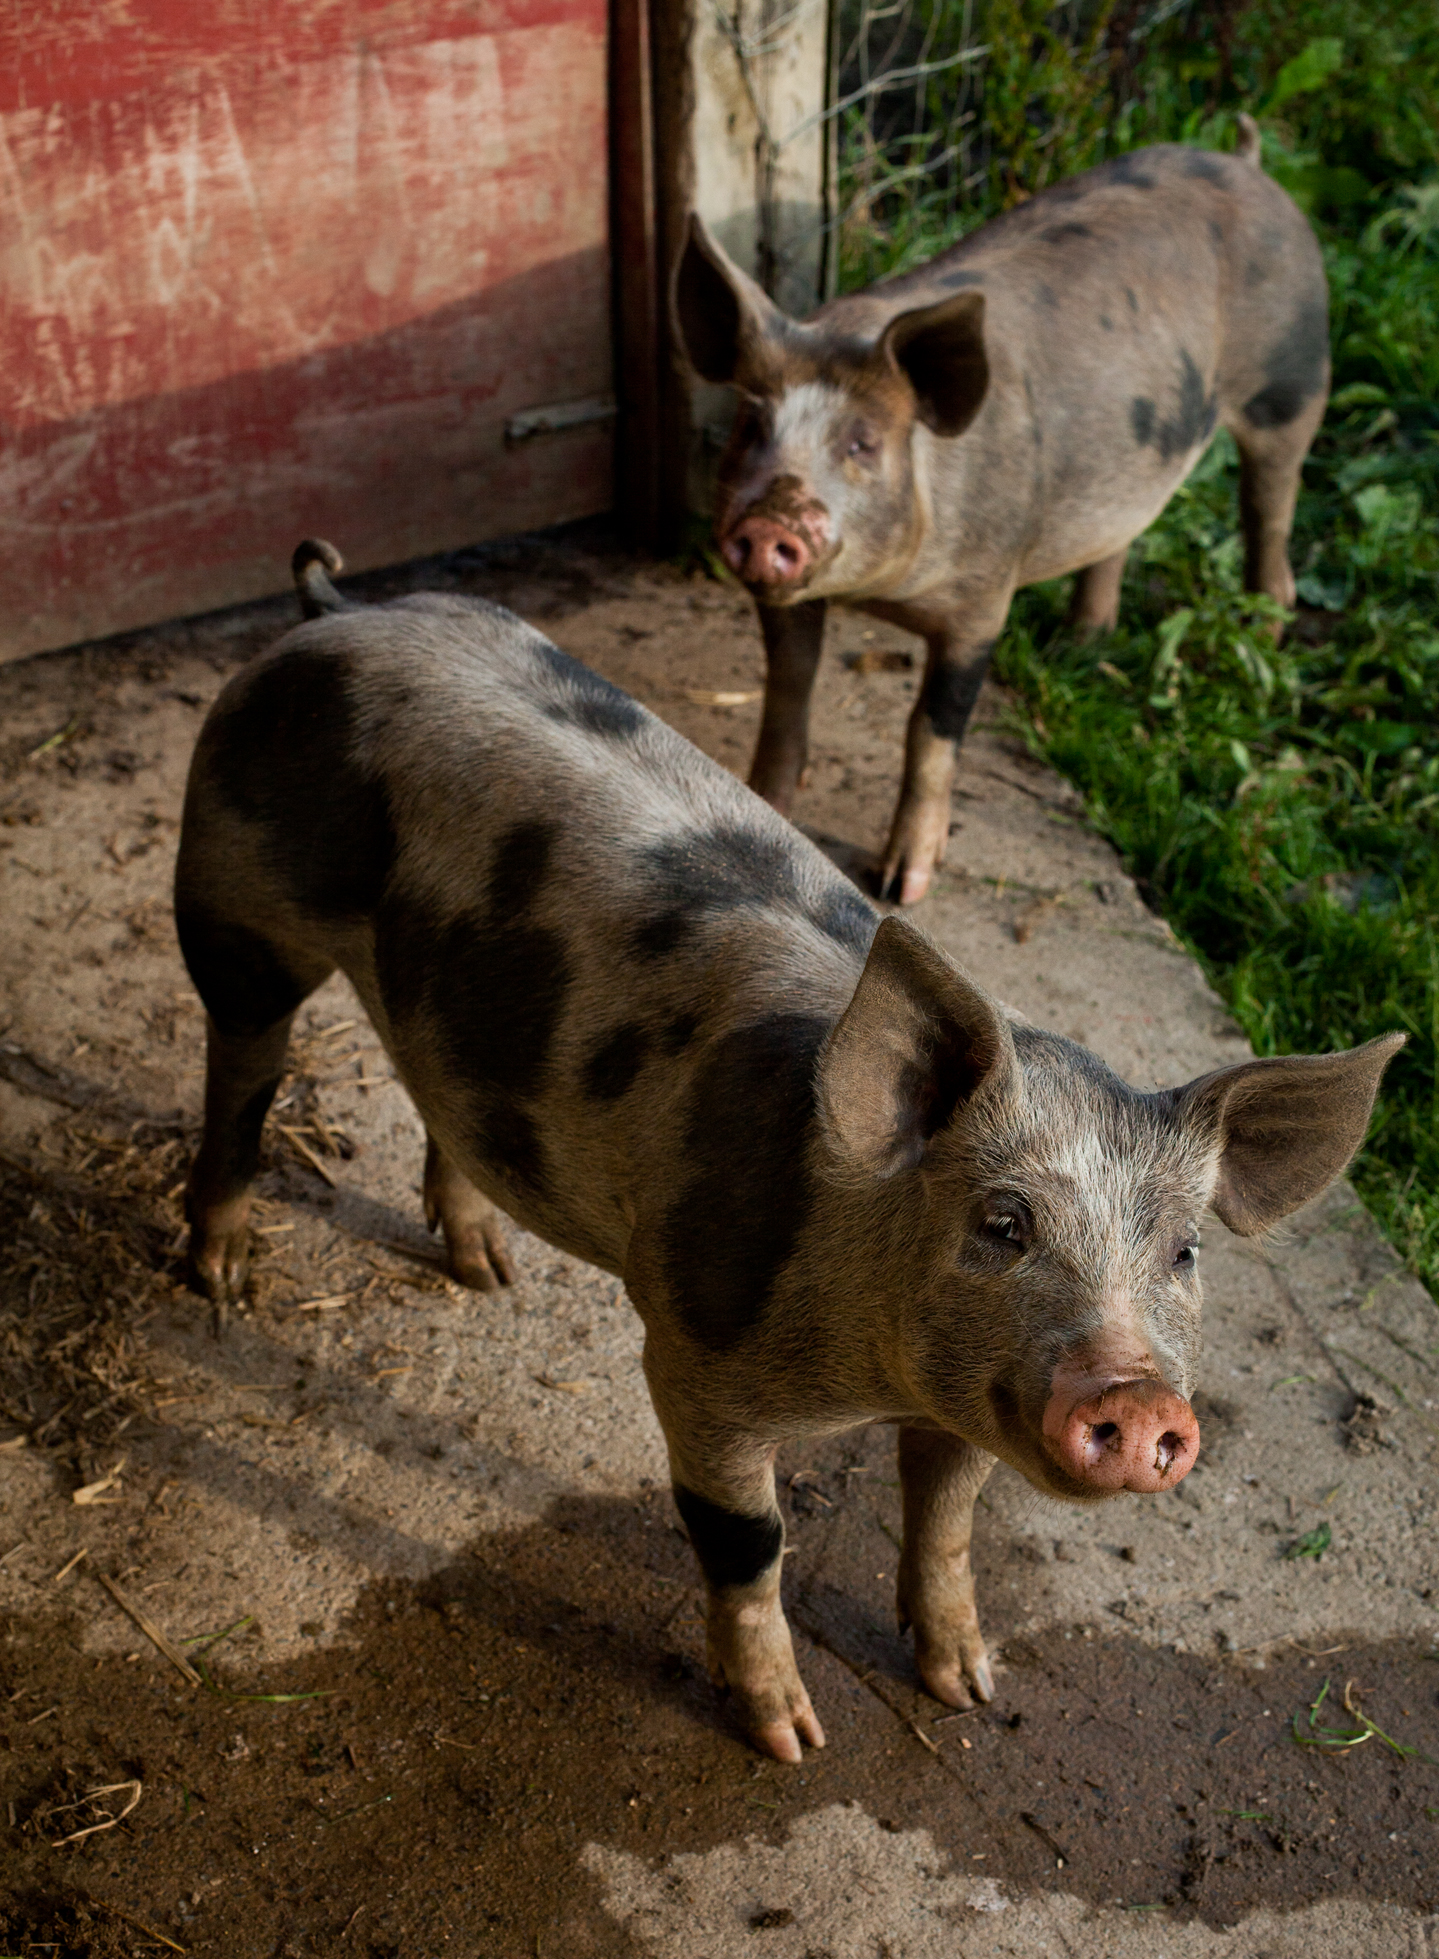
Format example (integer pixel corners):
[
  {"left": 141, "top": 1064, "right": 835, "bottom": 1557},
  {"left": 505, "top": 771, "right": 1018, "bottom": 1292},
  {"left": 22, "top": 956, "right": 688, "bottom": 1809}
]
[{"left": 610, "top": 0, "right": 662, "bottom": 550}]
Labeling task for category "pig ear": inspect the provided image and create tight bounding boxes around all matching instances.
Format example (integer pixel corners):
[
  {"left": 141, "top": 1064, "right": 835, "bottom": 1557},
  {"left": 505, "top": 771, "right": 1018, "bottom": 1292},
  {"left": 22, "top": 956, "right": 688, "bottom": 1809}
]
[
  {"left": 1173, "top": 1032, "right": 1406, "bottom": 1235},
  {"left": 879, "top": 291, "right": 989, "bottom": 438},
  {"left": 673, "top": 214, "right": 787, "bottom": 388},
  {"left": 817, "top": 916, "right": 1015, "bottom": 1178}
]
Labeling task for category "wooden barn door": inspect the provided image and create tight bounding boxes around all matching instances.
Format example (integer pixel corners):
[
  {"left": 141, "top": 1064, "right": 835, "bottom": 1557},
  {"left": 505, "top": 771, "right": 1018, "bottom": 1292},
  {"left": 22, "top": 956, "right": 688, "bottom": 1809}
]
[{"left": 0, "top": 0, "right": 613, "bottom": 660}]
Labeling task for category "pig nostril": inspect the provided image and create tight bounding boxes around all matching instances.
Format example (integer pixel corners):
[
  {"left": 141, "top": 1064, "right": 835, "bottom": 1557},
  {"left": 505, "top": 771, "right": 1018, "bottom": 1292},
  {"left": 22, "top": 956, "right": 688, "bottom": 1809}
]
[
  {"left": 1155, "top": 1430, "right": 1188, "bottom": 1474},
  {"left": 1089, "top": 1421, "right": 1120, "bottom": 1448}
]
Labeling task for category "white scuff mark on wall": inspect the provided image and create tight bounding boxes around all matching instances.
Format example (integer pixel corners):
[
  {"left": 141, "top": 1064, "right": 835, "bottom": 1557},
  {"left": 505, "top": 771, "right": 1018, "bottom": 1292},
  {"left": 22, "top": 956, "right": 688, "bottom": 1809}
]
[{"left": 0, "top": 24, "right": 594, "bottom": 428}]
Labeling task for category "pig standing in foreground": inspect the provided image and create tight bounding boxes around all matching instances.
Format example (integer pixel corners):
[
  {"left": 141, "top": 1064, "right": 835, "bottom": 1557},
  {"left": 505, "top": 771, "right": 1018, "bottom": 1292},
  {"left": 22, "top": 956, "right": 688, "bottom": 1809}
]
[
  {"left": 676, "top": 117, "right": 1329, "bottom": 904},
  {"left": 175, "top": 544, "right": 1399, "bottom": 1761}
]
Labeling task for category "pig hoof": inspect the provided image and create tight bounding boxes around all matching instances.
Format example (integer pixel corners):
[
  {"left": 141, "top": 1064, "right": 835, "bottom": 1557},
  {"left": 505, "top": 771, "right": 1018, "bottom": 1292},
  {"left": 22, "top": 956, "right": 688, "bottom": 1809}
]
[
  {"left": 751, "top": 1707, "right": 826, "bottom": 1764},
  {"left": 186, "top": 1230, "right": 250, "bottom": 1307},
  {"left": 743, "top": 1708, "right": 822, "bottom": 1770},
  {"left": 916, "top": 1646, "right": 994, "bottom": 1709},
  {"left": 445, "top": 1227, "right": 517, "bottom": 1292},
  {"left": 879, "top": 804, "right": 949, "bottom": 906}
]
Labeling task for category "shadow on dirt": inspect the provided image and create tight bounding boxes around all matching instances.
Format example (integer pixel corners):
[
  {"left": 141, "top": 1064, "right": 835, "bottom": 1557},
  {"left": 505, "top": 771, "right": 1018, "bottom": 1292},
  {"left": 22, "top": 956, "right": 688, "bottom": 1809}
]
[{"left": 3, "top": 1455, "right": 1438, "bottom": 1956}]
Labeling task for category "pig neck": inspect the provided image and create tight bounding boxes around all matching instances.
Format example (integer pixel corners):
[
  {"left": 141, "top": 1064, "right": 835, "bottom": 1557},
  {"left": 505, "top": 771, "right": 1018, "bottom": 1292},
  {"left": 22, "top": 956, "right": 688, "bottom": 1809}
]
[
  {"left": 856, "top": 341, "right": 1040, "bottom": 610},
  {"left": 752, "top": 1155, "right": 941, "bottom": 1431}
]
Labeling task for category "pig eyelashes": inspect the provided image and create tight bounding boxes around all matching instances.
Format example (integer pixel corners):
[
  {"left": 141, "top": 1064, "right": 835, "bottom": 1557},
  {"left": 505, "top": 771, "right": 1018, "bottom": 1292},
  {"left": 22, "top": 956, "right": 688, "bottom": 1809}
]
[{"left": 980, "top": 1197, "right": 1033, "bottom": 1251}]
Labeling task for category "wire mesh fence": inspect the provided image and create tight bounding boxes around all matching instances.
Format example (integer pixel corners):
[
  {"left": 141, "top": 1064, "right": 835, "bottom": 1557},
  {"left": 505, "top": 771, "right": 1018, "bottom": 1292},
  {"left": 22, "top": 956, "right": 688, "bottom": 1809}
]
[{"left": 709, "top": 0, "right": 1244, "bottom": 302}]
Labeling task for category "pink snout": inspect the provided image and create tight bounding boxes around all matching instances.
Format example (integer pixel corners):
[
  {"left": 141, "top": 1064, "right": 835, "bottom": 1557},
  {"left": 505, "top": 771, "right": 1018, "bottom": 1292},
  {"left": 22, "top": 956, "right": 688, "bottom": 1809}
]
[
  {"left": 1042, "top": 1377, "right": 1199, "bottom": 1494},
  {"left": 721, "top": 516, "right": 813, "bottom": 587}
]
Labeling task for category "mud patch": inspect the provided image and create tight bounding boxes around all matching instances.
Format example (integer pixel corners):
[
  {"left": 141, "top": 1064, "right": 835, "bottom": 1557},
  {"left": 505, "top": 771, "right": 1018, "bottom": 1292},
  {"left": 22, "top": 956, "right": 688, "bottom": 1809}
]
[{"left": 2, "top": 1476, "right": 1437, "bottom": 1955}]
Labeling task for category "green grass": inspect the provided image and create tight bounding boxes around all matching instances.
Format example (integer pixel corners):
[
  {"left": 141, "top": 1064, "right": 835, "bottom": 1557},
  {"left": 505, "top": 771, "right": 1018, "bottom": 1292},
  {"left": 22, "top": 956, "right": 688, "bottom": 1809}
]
[{"left": 836, "top": 6, "right": 1439, "bottom": 1290}]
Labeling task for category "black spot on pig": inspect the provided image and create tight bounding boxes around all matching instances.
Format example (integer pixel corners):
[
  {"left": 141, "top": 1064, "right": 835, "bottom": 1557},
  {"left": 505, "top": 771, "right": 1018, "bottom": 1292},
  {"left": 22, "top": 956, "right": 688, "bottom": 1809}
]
[
  {"left": 630, "top": 825, "right": 798, "bottom": 959},
  {"left": 205, "top": 648, "right": 395, "bottom": 919},
  {"left": 1110, "top": 154, "right": 1157, "bottom": 191},
  {"left": 1099, "top": 314, "right": 1114, "bottom": 332},
  {"left": 939, "top": 269, "right": 984, "bottom": 289},
  {"left": 175, "top": 907, "right": 325, "bottom": 1040},
  {"left": 475, "top": 1097, "right": 549, "bottom": 1196},
  {"left": 1125, "top": 287, "right": 1139, "bottom": 315},
  {"left": 377, "top": 895, "right": 568, "bottom": 1102},
  {"left": 538, "top": 642, "right": 646, "bottom": 739},
  {"left": 584, "top": 1022, "right": 651, "bottom": 1102},
  {"left": 1042, "top": 222, "right": 1093, "bottom": 244},
  {"left": 673, "top": 1487, "right": 784, "bottom": 1588},
  {"left": 1035, "top": 283, "right": 1059, "bottom": 309},
  {"left": 374, "top": 864, "right": 571, "bottom": 1198},
  {"left": 1243, "top": 300, "right": 1329, "bottom": 429},
  {"left": 923, "top": 643, "right": 995, "bottom": 742},
  {"left": 488, "top": 819, "right": 558, "bottom": 917},
  {"left": 662, "top": 1012, "right": 700, "bottom": 1055},
  {"left": 809, "top": 886, "right": 877, "bottom": 957},
  {"left": 1209, "top": 219, "right": 1225, "bottom": 248},
  {"left": 662, "top": 1013, "right": 828, "bottom": 1349},
  {"left": 1184, "top": 153, "right": 1228, "bottom": 186},
  {"left": 1131, "top": 350, "right": 1216, "bottom": 463}
]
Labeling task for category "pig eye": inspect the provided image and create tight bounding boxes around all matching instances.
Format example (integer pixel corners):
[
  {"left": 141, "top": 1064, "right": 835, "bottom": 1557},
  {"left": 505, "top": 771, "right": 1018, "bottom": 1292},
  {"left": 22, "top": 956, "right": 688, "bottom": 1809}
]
[
  {"left": 846, "top": 426, "right": 879, "bottom": 460},
  {"left": 1173, "top": 1241, "right": 1198, "bottom": 1272},
  {"left": 982, "top": 1203, "right": 1030, "bottom": 1250}
]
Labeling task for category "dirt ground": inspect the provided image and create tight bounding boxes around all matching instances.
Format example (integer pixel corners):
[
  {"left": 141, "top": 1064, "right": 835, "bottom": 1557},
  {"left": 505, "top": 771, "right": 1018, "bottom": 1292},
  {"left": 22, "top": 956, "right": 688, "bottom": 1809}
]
[{"left": 1, "top": 520, "right": 1437, "bottom": 1958}]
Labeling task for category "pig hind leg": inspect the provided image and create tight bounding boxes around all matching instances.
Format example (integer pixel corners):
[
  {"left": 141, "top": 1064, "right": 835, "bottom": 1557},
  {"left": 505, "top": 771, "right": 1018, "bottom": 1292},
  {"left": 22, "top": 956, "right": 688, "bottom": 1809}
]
[
  {"left": 896, "top": 1426, "right": 997, "bottom": 1707},
  {"left": 423, "top": 1132, "right": 517, "bottom": 1291},
  {"left": 1231, "top": 394, "right": 1325, "bottom": 623},
  {"left": 1066, "top": 547, "right": 1128, "bottom": 635},
  {"left": 177, "top": 904, "right": 334, "bottom": 1306}
]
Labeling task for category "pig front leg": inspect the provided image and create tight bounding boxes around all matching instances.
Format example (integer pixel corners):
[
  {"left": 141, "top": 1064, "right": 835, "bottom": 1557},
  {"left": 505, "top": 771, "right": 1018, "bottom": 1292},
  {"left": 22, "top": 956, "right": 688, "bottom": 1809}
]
[
  {"left": 674, "top": 1475, "right": 825, "bottom": 1763},
  {"left": 896, "top": 1426, "right": 997, "bottom": 1707},
  {"left": 648, "top": 1379, "right": 823, "bottom": 1759},
  {"left": 882, "top": 600, "right": 1011, "bottom": 906},
  {"left": 423, "top": 1133, "right": 517, "bottom": 1290},
  {"left": 748, "top": 599, "right": 827, "bottom": 815}
]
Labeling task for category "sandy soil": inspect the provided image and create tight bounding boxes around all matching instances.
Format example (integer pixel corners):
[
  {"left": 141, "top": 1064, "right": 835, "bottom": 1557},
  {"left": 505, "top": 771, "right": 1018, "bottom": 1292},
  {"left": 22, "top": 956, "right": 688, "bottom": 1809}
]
[{"left": 1, "top": 520, "right": 1436, "bottom": 1957}]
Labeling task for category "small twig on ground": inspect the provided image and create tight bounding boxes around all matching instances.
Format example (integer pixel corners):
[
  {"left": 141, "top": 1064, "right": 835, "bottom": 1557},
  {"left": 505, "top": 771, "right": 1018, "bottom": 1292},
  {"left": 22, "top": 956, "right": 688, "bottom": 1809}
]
[
  {"left": 276, "top": 1124, "right": 339, "bottom": 1188},
  {"left": 49, "top": 1779, "right": 142, "bottom": 1846},
  {"left": 90, "top": 1900, "right": 186, "bottom": 1953},
  {"left": 93, "top": 1570, "right": 202, "bottom": 1686}
]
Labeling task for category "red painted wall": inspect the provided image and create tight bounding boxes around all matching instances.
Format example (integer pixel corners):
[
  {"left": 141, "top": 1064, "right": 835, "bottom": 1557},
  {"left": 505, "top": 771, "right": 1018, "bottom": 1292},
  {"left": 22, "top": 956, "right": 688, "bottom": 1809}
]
[{"left": 0, "top": 0, "right": 612, "bottom": 658}]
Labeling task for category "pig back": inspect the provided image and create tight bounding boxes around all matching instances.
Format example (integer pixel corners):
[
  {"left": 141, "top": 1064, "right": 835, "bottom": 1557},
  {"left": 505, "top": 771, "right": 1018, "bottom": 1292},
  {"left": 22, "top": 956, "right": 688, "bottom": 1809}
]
[
  {"left": 816, "top": 144, "right": 1326, "bottom": 588},
  {"left": 181, "top": 592, "right": 877, "bottom": 1277}
]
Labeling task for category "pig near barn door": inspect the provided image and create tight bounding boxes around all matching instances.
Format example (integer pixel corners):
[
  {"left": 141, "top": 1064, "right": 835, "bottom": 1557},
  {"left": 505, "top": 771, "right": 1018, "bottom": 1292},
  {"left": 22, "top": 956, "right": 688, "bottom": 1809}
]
[
  {"left": 676, "top": 116, "right": 1329, "bottom": 904},
  {"left": 176, "top": 544, "right": 1398, "bottom": 1761}
]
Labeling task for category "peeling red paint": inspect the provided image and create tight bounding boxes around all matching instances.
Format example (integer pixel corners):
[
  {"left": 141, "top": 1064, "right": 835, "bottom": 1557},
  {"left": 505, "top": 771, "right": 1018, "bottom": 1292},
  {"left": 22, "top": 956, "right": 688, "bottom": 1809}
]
[{"left": 0, "top": 0, "right": 612, "bottom": 658}]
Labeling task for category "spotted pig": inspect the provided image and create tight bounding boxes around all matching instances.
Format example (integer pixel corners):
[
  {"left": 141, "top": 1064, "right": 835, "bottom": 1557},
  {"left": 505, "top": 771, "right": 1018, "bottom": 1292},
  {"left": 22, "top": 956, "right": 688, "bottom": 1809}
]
[
  {"left": 174, "top": 543, "right": 1398, "bottom": 1761},
  {"left": 676, "top": 117, "right": 1329, "bottom": 903}
]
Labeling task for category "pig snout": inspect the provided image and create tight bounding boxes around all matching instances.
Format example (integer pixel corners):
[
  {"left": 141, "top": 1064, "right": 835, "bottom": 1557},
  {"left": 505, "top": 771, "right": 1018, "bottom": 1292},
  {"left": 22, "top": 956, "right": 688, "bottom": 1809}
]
[
  {"left": 1042, "top": 1376, "right": 1199, "bottom": 1494},
  {"left": 721, "top": 514, "right": 813, "bottom": 588}
]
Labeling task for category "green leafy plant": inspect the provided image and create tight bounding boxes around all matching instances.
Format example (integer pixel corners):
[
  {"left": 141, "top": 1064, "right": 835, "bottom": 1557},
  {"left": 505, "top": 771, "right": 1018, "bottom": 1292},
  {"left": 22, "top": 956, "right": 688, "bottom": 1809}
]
[{"left": 836, "top": 4, "right": 1439, "bottom": 1293}]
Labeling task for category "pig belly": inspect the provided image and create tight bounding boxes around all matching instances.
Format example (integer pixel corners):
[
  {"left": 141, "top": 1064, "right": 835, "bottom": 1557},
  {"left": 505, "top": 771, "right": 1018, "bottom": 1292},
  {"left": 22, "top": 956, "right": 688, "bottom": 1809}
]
[{"left": 1016, "top": 465, "right": 1203, "bottom": 587}]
